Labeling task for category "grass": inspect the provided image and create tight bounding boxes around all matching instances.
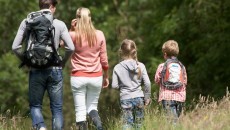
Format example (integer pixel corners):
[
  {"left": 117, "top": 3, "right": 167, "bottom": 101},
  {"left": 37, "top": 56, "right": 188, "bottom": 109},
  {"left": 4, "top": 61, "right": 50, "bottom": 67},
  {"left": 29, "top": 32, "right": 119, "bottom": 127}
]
[
  {"left": 1, "top": 90, "right": 230, "bottom": 130},
  {"left": 106, "top": 89, "right": 230, "bottom": 130}
]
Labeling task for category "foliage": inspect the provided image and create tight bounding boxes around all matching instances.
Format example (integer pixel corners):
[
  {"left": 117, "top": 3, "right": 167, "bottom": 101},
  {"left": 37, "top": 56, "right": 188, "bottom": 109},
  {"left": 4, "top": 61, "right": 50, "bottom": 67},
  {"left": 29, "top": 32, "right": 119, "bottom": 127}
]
[
  {"left": 0, "top": 53, "right": 28, "bottom": 112},
  {"left": 0, "top": 0, "right": 230, "bottom": 128}
]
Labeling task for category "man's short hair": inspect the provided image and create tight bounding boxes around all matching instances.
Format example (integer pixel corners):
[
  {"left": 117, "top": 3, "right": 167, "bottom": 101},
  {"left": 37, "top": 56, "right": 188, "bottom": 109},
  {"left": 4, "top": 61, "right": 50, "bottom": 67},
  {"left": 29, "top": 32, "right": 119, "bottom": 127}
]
[{"left": 39, "top": 0, "right": 58, "bottom": 9}]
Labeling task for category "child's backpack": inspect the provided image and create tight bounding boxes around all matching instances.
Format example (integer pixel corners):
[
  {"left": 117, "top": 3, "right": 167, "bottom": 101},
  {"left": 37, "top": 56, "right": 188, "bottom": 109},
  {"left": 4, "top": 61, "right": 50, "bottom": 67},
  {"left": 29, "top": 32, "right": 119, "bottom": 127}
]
[
  {"left": 19, "top": 9, "right": 62, "bottom": 69},
  {"left": 160, "top": 57, "right": 186, "bottom": 90}
]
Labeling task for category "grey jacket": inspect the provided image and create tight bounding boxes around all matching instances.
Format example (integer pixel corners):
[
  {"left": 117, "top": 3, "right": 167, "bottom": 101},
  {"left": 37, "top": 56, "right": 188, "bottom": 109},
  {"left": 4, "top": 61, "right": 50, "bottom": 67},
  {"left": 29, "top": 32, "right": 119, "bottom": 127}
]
[
  {"left": 12, "top": 13, "right": 75, "bottom": 67},
  {"left": 112, "top": 59, "right": 151, "bottom": 100}
]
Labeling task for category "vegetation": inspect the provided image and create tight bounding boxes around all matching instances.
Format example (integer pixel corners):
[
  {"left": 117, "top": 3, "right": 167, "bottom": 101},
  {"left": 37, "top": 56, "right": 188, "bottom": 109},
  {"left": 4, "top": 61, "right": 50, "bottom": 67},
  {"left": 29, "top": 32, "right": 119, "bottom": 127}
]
[
  {"left": 1, "top": 90, "right": 230, "bottom": 130},
  {"left": 0, "top": 0, "right": 229, "bottom": 129}
]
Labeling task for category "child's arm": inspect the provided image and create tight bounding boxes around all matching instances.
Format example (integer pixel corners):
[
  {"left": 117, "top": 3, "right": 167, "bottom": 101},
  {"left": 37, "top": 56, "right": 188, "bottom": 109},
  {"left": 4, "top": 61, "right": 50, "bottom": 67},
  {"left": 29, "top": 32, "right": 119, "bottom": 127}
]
[
  {"left": 141, "top": 64, "right": 151, "bottom": 105},
  {"left": 111, "top": 69, "right": 119, "bottom": 89},
  {"left": 154, "top": 63, "right": 164, "bottom": 85},
  {"left": 183, "top": 66, "right": 188, "bottom": 86}
]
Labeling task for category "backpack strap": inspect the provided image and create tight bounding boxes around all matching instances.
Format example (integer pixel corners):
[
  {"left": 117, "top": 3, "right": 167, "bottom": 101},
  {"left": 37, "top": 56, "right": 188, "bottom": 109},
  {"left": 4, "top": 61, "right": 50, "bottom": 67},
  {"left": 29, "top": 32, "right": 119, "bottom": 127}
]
[{"left": 49, "top": 25, "right": 62, "bottom": 66}]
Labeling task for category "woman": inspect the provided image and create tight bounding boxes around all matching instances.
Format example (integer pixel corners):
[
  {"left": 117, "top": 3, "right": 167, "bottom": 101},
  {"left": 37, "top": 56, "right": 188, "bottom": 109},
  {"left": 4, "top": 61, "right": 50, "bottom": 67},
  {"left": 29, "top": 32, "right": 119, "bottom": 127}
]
[{"left": 69, "top": 7, "right": 109, "bottom": 130}]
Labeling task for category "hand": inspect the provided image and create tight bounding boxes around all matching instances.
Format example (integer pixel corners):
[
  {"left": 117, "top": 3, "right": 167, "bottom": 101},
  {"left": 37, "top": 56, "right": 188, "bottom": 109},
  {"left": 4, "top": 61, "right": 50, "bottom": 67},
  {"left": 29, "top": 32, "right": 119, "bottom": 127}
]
[
  {"left": 70, "top": 19, "right": 77, "bottom": 31},
  {"left": 102, "top": 77, "right": 109, "bottom": 88},
  {"left": 144, "top": 98, "right": 151, "bottom": 106}
]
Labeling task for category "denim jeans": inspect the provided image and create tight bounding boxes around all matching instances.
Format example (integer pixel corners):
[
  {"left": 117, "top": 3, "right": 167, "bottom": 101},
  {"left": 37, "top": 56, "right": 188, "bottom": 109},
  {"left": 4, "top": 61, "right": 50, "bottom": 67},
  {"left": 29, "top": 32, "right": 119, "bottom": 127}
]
[
  {"left": 162, "top": 100, "right": 183, "bottom": 124},
  {"left": 29, "top": 68, "right": 63, "bottom": 130},
  {"left": 120, "top": 97, "right": 144, "bottom": 130}
]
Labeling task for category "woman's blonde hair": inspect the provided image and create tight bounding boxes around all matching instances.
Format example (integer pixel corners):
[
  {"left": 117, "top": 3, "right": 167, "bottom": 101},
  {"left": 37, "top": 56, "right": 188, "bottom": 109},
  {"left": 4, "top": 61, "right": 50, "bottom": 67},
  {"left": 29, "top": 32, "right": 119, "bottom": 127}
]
[
  {"left": 162, "top": 40, "right": 179, "bottom": 57},
  {"left": 75, "top": 7, "right": 97, "bottom": 47},
  {"left": 119, "top": 39, "right": 141, "bottom": 79}
]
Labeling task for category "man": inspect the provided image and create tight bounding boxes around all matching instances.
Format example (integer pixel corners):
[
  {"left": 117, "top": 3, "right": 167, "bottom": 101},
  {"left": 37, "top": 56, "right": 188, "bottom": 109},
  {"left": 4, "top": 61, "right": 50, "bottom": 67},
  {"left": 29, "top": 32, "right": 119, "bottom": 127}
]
[{"left": 12, "top": 0, "right": 75, "bottom": 130}]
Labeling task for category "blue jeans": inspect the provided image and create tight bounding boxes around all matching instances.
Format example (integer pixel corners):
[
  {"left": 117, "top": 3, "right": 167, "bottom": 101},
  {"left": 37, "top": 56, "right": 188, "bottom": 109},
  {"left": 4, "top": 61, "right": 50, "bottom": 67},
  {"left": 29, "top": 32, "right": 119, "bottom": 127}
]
[
  {"left": 162, "top": 100, "right": 183, "bottom": 124},
  {"left": 120, "top": 97, "right": 144, "bottom": 130},
  {"left": 29, "top": 68, "right": 63, "bottom": 130}
]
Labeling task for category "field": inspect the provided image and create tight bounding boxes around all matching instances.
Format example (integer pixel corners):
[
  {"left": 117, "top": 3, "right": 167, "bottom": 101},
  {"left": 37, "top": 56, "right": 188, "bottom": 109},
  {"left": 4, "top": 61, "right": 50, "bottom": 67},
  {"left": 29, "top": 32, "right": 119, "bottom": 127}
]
[{"left": 1, "top": 91, "right": 230, "bottom": 130}]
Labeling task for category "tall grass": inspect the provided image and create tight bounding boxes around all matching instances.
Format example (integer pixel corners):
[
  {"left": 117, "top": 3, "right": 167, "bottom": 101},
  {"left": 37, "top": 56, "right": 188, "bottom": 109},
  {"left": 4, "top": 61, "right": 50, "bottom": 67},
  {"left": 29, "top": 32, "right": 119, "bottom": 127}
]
[
  {"left": 1, "top": 90, "right": 230, "bottom": 130},
  {"left": 106, "top": 89, "right": 230, "bottom": 130}
]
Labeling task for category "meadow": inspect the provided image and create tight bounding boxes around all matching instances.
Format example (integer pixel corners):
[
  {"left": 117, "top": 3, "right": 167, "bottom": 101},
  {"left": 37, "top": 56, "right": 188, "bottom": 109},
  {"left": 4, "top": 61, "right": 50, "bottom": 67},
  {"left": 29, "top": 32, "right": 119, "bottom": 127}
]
[{"left": 1, "top": 89, "right": 230, "bottom": 130}]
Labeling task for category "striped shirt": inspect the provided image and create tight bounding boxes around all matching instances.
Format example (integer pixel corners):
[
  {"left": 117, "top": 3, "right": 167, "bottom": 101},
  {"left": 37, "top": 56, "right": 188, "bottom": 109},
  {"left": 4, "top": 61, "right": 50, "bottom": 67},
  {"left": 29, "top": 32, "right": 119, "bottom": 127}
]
[{"left": 154, "top": 63, "right": 187, "bottom": 102}]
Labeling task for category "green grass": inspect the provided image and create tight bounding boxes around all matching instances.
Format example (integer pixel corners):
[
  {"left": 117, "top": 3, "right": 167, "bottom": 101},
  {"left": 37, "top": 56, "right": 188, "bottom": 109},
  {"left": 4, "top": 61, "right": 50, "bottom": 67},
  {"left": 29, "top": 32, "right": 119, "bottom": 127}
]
[{"left": 1, "top": 92, "right": 230, "bottom": 130}]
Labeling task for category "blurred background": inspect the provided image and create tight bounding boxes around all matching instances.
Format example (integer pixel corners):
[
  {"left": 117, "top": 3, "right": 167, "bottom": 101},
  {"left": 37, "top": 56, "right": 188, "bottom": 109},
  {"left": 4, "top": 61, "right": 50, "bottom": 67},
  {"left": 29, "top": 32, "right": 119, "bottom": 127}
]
[{"left": 0, "top": 0, "right": 229, "bottom": 129}]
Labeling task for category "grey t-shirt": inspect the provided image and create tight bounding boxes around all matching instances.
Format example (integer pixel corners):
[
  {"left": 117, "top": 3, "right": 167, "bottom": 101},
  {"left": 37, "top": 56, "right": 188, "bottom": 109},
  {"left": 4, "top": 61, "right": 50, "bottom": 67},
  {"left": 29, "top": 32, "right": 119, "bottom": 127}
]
[
  {"left": 12, "top": 13, "right": 75, "bottom": 67},
  {"left": 112, "top": 59, "right": 151, "bottom": 100}
]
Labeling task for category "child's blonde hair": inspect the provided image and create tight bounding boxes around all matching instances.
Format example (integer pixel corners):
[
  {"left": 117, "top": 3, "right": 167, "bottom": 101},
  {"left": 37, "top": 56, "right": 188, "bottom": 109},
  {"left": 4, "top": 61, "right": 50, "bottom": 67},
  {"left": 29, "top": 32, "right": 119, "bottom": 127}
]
[
  {"left": 119, "top": 39, "right": 138, "bottom": 60},
  {"left": 162, "top": 40, "right": 179, "bottom": 57},
  {"left": 119, "top": 39, "right": 141, "bottom": 79}
]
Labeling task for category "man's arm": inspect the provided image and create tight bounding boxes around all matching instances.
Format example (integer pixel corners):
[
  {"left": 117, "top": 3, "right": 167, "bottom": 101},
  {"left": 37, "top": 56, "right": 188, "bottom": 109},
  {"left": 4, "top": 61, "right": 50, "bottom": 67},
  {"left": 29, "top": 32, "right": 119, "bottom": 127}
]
[
  {"left": 60, "top": 23, "right": 75, "bottom": 67},
  {"left": 12, "top": 19, "right": 26, "bottom": 61}
]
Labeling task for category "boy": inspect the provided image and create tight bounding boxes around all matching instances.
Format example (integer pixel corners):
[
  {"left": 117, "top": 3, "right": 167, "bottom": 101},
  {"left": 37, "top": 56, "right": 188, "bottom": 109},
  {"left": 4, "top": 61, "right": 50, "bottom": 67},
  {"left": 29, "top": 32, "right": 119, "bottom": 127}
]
[{"left": 154, "top": 40, "right": 187, "bottom": 124}]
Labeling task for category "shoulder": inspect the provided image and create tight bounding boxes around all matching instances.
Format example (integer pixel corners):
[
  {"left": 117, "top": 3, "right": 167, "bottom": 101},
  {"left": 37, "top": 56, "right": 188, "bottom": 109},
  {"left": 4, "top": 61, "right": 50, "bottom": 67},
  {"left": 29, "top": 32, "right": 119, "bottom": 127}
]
[
  {"left": 137, "top": 62, "right": 144, "bottom": 67},
  {"left": 18, "top": 19, "right": 27, "bottom": 30},
  {"left": 95, "top": 30, "right": 104, "bottom": 36},
  {"left": 113, "top": 63, "right": 121, "bottom": 71},
  {"left": 137, "top": 62, "right": 147, "bottom": 69},
  {"left": 95, "top": 29, "right": 103, "bottom": 34},
  {"left": 53, "top": 19, "right": 66, "bottom": 27},
  {"left": 158, "top": 63, "right": 164, "bottom": 68},
  {"left": 156, "top": 63, "right": 165, "bottom": 72},
  {"left": 19, "top": 19, "right": 27, "bottom": 26}
]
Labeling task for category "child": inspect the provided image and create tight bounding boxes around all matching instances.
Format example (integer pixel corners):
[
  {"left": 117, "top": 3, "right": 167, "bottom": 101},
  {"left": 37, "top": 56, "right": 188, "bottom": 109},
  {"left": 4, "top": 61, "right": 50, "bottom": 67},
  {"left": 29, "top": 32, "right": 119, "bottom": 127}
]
[
  {"left": 154, "top": 40, "right": 187, "bottom": 124},
  {"left": 112, "top": 39, "right": 151, "bottom": 129}
]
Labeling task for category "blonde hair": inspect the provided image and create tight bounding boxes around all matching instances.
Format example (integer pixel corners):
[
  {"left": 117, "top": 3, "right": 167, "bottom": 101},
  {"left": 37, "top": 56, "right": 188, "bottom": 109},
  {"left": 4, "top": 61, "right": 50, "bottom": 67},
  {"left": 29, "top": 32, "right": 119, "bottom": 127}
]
[
  {"left": 119, "top": 39, "right": 141, "bottom": 79},
  {"left": 162, "top": 40, "right": 179, "bottom": 57},
  {"left": 75, "top": 7, "right": 97, "bottom": 47}
]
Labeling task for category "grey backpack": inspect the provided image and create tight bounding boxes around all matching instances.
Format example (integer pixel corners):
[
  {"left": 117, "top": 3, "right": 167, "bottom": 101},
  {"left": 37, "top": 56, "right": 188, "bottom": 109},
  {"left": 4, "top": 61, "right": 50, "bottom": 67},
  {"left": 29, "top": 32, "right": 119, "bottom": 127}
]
[{"left": 20, "top": 9, "right": 62, "bottom": 68}]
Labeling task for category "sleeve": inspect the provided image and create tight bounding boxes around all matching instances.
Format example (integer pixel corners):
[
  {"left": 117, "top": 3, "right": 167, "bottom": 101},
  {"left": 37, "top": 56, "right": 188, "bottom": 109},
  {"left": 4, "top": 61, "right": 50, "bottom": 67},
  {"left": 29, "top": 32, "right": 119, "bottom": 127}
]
[
  {"left": 111, "top": 68, "right": 119, "bottom": 89},
  {"left": 69, "top": 31, "right": 76, "bottom": 42},
  {"left": 154, "top": 63, "right": 164, "bottom": 85},
  {"left": 60, "top": 23, "right": 75, "bottom": 65},
  {"left": 12, "top": 19, "right": 26, "bottom": 60},
  {"left": 99, "top": 31, "right": 109, "bottom": 70},
  {"left": 141, "top": 64, "right": 151, "bottom": 100},
  {"left": 183, "top": 66, "right": 187, "bottom": 86}
]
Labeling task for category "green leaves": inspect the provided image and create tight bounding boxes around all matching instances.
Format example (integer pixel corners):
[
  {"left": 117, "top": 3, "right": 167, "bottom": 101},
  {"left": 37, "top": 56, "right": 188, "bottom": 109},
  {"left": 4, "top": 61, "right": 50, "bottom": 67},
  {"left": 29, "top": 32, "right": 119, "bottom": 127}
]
[{"left": 0, "top": 53, "right": 28, "bottom": 111}]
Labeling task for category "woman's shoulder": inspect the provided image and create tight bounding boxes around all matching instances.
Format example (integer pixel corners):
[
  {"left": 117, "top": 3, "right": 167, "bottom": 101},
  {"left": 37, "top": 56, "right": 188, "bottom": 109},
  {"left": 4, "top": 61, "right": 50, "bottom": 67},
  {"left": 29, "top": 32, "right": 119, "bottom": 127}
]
[{"left": 95, "top": 30, "right": 104, "bottom": 35}]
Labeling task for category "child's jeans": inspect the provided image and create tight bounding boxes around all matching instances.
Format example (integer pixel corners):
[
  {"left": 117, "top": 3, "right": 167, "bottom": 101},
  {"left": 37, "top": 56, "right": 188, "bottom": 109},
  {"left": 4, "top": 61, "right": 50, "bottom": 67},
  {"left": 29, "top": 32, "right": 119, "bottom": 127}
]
[
  {"left": 120, "top": 97, "right": 144, "bottom": 130},
  {"left": 162, "top": 100, "right": 183, "bottom": 124}
]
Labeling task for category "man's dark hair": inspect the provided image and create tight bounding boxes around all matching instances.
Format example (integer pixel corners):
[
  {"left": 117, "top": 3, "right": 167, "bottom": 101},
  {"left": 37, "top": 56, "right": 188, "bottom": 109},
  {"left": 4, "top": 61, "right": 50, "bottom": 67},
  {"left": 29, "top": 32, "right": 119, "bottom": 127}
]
[{"left": 39, "top": 0, "right": 58, "bottom": 9}]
